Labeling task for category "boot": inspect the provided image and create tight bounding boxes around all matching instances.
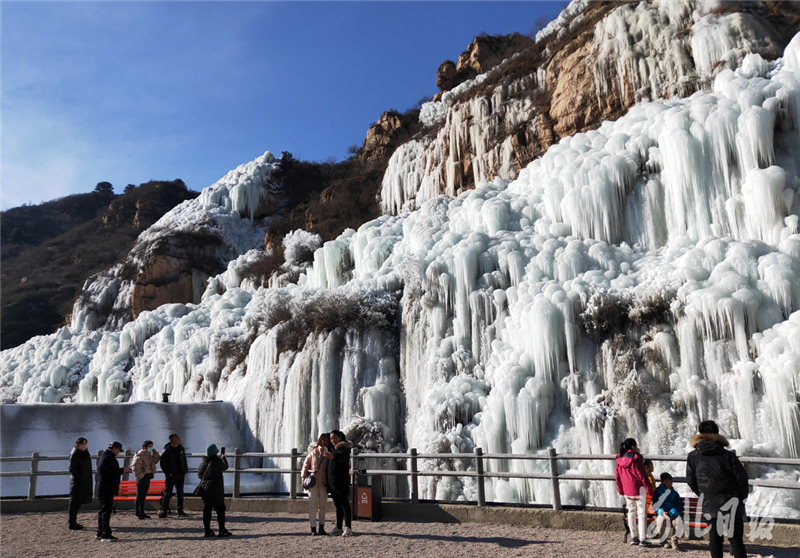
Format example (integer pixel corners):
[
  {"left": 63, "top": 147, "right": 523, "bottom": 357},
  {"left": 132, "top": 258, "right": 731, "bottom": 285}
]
[
  {"left": 318, "top": 525, "right": 327, "bottom": 536},
  {"left": 218, "top": 529, "right": 233, "bottom": 537},
  {"left": 310, "top": 527, "right": 318, "bottom": 536},
  {"left": 669, "top": 536, "right": 680, "bottom": 550},
  {"left": 158, "top": 509, "right": 168, "bottom": 519},
  {"left": 203, "top": 530, "right": 216, "bottom": 538}
]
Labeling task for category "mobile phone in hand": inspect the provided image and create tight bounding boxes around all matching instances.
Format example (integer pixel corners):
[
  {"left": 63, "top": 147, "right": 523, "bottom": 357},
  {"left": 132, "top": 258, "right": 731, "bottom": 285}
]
[{"left": 221, "top": 447, "right": 225, "bottom": 455}]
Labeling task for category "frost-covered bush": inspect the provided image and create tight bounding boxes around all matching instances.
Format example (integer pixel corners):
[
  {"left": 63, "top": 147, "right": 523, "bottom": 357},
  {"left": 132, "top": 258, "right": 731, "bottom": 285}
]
[{"left": 283, "top": 229, "right": 323, "bottom": 267}]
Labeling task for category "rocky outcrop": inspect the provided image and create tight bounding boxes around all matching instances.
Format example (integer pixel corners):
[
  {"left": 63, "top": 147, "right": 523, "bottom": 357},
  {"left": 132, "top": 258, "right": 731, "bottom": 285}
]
[
  {"left": 434, "top": 34, "right": 534, "bottom": 101},
  {"left": 381, "top": 0, "right": 800, "bottom": 215}
]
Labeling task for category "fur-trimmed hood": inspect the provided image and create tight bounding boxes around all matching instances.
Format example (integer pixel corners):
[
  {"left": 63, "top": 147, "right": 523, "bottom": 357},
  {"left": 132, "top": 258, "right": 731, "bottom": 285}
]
[
  {"left": 333, "top": 441, "right": 353, "bottom": 450},
  {"left": 689, "top": 433, "right": 729, "bottom": 448}
]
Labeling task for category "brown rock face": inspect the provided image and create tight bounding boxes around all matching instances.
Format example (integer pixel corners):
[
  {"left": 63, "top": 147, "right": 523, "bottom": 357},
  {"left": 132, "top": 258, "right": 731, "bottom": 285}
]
[
  {"left": 380, "top": 1, "right": 800, "bottom": 215},
  {"left": 359, "top": 111, "right": 414, "bottom": 163},
  {"left": 436, "top": 60, "right": 458, "bottom": 95}
]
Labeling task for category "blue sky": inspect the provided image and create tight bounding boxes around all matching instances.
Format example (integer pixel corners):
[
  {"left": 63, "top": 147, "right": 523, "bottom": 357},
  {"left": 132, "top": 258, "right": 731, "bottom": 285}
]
[{"left": 1, "top": 1, "right": 564, "bottom": 210}]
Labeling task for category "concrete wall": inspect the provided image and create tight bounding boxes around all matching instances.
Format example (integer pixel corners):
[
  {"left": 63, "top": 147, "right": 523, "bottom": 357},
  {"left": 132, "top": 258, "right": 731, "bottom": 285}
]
[{"left": 0, "top": 401, "right": 246, "bottom": 498}]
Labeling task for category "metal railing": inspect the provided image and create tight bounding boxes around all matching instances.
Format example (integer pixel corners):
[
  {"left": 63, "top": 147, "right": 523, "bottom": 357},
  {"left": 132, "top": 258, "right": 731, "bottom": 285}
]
[{"left": 2, "top": 448, "right": 798, "bottom": 510}]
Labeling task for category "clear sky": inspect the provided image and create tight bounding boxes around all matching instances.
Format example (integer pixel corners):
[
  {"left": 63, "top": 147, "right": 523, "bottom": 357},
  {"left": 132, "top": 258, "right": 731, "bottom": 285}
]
[{"left": 1, "top": 1, "right": 564, "bottom": 210}]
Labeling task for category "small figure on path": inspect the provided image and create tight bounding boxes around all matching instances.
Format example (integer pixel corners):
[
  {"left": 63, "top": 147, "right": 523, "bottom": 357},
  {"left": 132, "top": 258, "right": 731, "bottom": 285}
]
[
  {"left": 686, "top": 420, "right": 749, "bottom": 558},
  {"left": 324, "top": 429, "right": 354, "bottom": 537},
  {"left": 130, "top": 440, "right": 160, "bottom": 519},
  {"left": 615, "top": 438, "right": 655, "bottom": 547},
  {"left": 302, "top": 432, "right": 330, "bottom": 536},
  {"left": 96, "top": 441, "right": 129, "bottom": 542},
  {"left": 68, "top": 437, "right": 92, "bottom": 530},
  {"left": 159, "top": 433, "right": 188, "bottom": 518},
  {"left": 197, "top": 443, "right": 231, "bottom": 538}
]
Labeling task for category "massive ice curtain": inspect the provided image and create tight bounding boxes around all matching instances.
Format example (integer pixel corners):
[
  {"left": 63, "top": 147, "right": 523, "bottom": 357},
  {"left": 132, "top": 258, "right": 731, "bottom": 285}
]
[{"left": 2, "top": 9, "right": 800, "bottom": 518}]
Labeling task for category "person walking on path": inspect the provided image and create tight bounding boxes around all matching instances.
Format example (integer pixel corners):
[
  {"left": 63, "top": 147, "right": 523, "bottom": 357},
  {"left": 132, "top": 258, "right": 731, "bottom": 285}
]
[
  {"left": 302, "top": 432, "right": 330, "bottom": 536},
  {"left": 68, "top": 437, "right": 92, "bottom": 530},
  {"left": 197, "top": 443, "right": 231, "bottom": 538},
  {"left": 130, "top": 440, "right": 160, "bottom": 519},
  {"left": 615, "top": 438, "right": 655, "bottom": 547},
  {"left": 686, "top": 420, "right": 749, "bottom": 558},
  {"left": 96, "top": 441, "right": 129, "bottom": 542},
  {"left": 159, "top": 433, "right": 188, "bottom": 518},
  {"left": 324, "top": 429, "right": 354, "bottom": 537}
]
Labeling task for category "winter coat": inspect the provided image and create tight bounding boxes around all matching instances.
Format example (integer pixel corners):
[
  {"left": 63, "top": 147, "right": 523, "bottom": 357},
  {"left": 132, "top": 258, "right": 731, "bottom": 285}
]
[
  {"left": 160, "top": 443, "right": 188, "bottom": 477},
  {"left": 131, "top": 448, "right": 160, "bottom": 480},
  {"left": 326, "top": 441, "right": 353, "bottom": 494},
  {"left": 615, "top": 450, "right": 655, "bottom": 498},
  {"left": 686, "top": 433, "right": 748, "bottom": 516},
  {"left": 69, "top": 447, "right": 93, "bottom": 504},
  {"left": 654, "top": 484, "right": 684, "bottom": 518},
  {"left": 96, "top": 449, "right": 123, "bottom": 497},
  {"left": 197, "top": 455, "right": 228, "bottom": 506},
  {"left": 302, "top": 445, "right": 328, "bottom": 488}
]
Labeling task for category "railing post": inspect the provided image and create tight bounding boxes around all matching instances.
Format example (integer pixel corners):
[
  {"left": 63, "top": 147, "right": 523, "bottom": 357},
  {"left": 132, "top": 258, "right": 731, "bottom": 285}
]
[
  {"left": 548, "top": 447, "right": 562, "bottom": 510},
  {"left": 122, "top": 449, "right": 132, "bottom": 481},
  {"left": 289, "top": 448, "right": 298, "bottom": 499},
  {"left": 474, "top": 447, "right": 486, "bottom": 507},
  {"left": 28, "top": 452, "right": 39, "bottom": 500},
  {"left": 233, "top": 448, "right": 242, "bottom": 498},
  {"left": 409, "top": 448, "right": 419, "bottom": 504}
]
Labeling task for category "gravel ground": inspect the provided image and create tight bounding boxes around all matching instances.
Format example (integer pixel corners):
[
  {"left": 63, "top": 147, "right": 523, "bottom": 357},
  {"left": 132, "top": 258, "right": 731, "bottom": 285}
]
[{"left": 0, "top": 511, "right": 796, "bottom": 558}]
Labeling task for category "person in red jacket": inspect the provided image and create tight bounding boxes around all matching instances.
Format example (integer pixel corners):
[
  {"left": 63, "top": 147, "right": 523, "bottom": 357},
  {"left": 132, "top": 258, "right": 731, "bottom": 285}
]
[{"left": 615, "top": 438, "right": 655, "bottom": 547}]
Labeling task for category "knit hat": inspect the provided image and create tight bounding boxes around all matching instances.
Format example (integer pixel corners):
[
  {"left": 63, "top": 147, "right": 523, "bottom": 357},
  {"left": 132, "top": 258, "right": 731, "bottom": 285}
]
[{"left": 205, "top": 443, "right": 219, "bottom": 457}]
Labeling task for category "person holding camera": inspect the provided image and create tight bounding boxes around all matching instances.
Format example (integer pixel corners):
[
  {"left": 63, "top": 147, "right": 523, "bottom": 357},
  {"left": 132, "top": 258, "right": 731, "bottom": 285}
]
[
  {"left": 302, "top": 432, "right": 330, "bottom": 536},
  {"left": 197, "top": 444, "right": 231, "bottom": 538},
  {"left": 131, "top": 440, "right": 160, "bottom": 519}
]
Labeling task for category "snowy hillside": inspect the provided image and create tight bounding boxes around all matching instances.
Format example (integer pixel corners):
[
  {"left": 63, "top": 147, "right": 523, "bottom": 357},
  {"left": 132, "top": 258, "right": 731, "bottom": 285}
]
[{"left": 2, "top": 1, "right": 800, "bottom": 517}]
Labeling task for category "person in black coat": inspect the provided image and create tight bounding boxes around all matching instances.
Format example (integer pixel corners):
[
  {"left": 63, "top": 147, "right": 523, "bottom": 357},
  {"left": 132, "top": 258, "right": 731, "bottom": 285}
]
[
  {"left": 159, "top": 433, "right": 189, "bottom": 518},
  {"left": 67, "top": 437, "right": 92, "bottom": 530},
  {"left": 95, "top": 441, "right": 129, "bottom": 541},
  {"left": 686, "top": 420, "right": 749, "bottom": 558},
  {"left": 197, "top": 443, "right": 231, "bottom": 537},
  {"left": 324, "top": 430, "right": 354, "bottom": 537}
]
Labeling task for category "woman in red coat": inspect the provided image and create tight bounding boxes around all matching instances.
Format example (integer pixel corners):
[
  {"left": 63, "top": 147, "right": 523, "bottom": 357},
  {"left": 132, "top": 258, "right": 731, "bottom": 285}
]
[{"left": 615, "top": 438, "right": 655, "bottom": 546}]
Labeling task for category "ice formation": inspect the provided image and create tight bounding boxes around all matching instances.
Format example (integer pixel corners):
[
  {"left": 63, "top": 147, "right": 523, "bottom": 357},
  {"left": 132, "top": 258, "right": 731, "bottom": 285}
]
[{"left": 2, "top": 3, "right": 800, "bottom": 518}]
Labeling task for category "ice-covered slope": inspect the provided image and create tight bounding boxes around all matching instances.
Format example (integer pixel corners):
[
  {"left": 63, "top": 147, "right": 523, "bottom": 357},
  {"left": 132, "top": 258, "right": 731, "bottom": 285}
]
[{"left": 2, "top": 3, "right": 800, "bottom": 518}]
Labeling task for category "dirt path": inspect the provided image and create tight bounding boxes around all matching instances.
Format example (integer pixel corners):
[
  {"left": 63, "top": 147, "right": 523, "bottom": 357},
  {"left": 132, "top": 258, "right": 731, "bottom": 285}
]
[{"left": 0, "top": 511, "right": 794, "bottom": 558}]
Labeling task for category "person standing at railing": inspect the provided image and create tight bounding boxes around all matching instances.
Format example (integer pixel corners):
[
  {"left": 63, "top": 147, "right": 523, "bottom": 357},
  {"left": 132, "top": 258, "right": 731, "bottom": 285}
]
[
  {"left": 67, "top": 437, "right": 92, "bottom": 531},
  {"left": 131, "top": 440, "right": 160, "bottom": 520},
  {"left": 197, "top": 444, "right": 231, "bottom": 538},
  {"left": 324, "top": 430, "right": 354, "bottom": 537},
  {"left": 96, "top": 441, "right": 129, "bottom": 542},
  {"left": 686, "top": 420, "right": 749, "bottom": 558},
  {"left": 615, "top": 438, "right": 655, "bottom": 547},
  {"left": 302, "top": 432, "right": 331, "bottom": 536},
  {"left": 159, "top": 433, "right": 188, "bottom": 518}
]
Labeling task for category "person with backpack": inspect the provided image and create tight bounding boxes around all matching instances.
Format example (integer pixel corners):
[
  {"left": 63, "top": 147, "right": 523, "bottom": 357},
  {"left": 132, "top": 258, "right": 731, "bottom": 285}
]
[
  {"left": 615, "top": 438, "right": 655, "bottom": 547},
  {"left": 130, "top": 440, "right": 160, "bottom": 519},
  {"left": 159, "top": 433, "right": 188, "bottom": 518},
  {"left": 686, "top": 420, "right": 749, "bottom": 558},
  {"left": 197, "top": 443, "right": 231, "bottom": 537}
]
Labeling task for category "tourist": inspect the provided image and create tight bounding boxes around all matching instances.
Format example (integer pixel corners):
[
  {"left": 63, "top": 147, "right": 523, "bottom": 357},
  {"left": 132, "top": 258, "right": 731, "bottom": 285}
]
[
  {"left": 159, "top": 433, "right": 188, "bottom": 518},
  {"left": 324, "top": 429, "right": 353, "bottom": 537},
  {"left": 197, "top": 443, "right": 231, "bottom": 537},
  {"left": 67, "top": 437, "right": 92, "bottom": 530},
  {"left": 302, "top": 432, "right": 330, "bottom": 536},
  {"left": 643, "top": 458, "right": 657, "bottom": 492},
  {"left": 130, "top": 440, "right": 160, "bottom": 519},
  {"left": 686, "top": 420, "right": 748, "bottom": 558},
  {"left": 615, "top": 437, "right": 655, "bottom": 547},
  {"left": 654, "top": 472, "right": 683, "bottom": 549},
  {"left": 96, "top": 441, "right": 129, "bottom": 542}
]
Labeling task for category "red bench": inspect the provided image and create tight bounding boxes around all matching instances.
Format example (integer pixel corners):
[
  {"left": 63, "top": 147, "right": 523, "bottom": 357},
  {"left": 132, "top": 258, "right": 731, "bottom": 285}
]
[
  {"left": 623, "top": 495, "right": 709, "bottom": 540},
  {"left": 115, "top": 479, "right": 166, "bottom": 501}
]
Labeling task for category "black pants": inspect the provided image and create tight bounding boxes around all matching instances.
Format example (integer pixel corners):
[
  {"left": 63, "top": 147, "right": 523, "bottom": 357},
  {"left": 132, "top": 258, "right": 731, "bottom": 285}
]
[
  {"left": 68, "top": 494, "right": 83, "bottom": 525},
  {"left": 161, "top": 474, "right": 185, "bottom": 512},
  {"left": 202, "top": 501, "right": 226, "bottom": 532},
  {"left": 708, "top": 512, "right": 746, "bottom": 558},
  {"left": 135, "top": 476, "right": 151, "bottom": 517},
  {"left": 97, "top": 493, "right": 114, "bottom": 537},
  {"left": 331, "top": 489, "right": 351, "bottom": 529}
]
